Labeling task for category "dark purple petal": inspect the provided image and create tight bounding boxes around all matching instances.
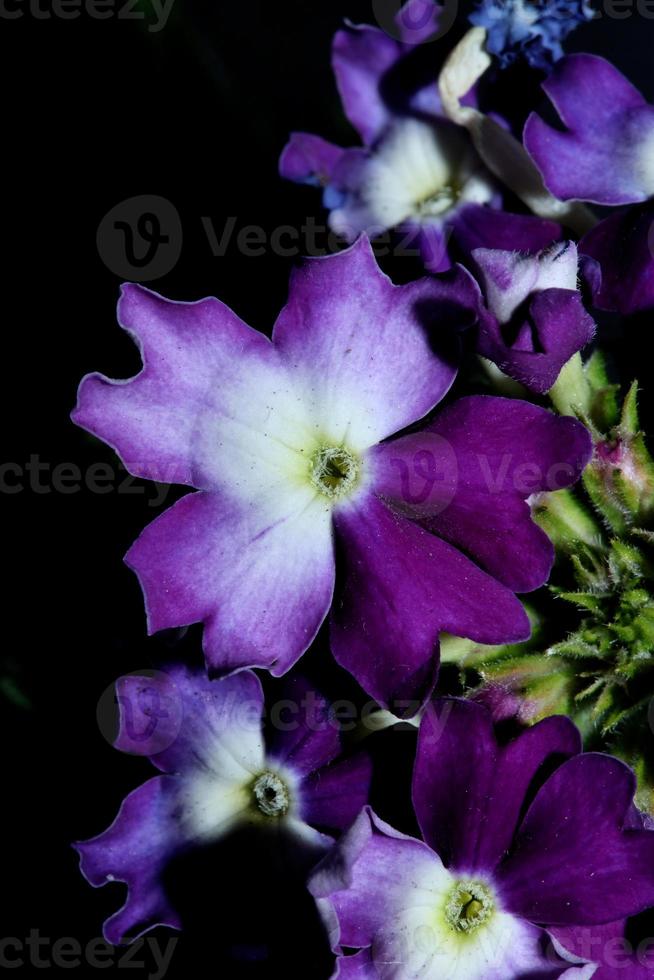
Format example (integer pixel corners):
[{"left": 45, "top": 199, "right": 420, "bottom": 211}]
[
  {"left": 331, "top": 494, "right": 530, "bottom": 710},
  {"left": 524, "top": 54, "right": 654, "bottom": 205},
  {"left": 452, "top": 203, "right": 561, "bottom": 258},
  {"left": 412, "top": 698, "right": 581, "bottom": 872},
  {"left": 125, "top": 491, "right": 335, "bottom": 676},
  {"left": 72, "top": 284, "right": 273, "bottom": 486},
  {"left": 332, "top": 23, "right": 401, "bottom": 145},
  {"left": 272, "top": 236, "right": 459, "bottom": 448},
  {"left": 581, "top": 202, "right": 654, "bottom": 315},
  {"left": 301, "top": 754, "right": 373, "bottom": 835},
  {"left": 551, "top": 923, "right": 653, "bottom": 980},
  {"left": 114, "top": 667, "right": 264, "bottom": 775},
  {"left": 279, "top": 132, "right": 348, "bottom": 186},
  {"left": 371, "top": 396, "right": 592, "bottom": 592},
  {"left": 74, "top": 777, "right": 181, "bottom": 945},
  {"left": 266, "top": 676, "right": 341, "bottom": 777},
  {"left": 498, "top": 754, "right": 654, "bottom": 925},
  {"left": 478, "top": 290, "right": 596, "bottom": 394}
]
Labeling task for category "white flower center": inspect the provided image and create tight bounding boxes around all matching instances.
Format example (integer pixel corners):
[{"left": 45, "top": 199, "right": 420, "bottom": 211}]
[
  {"left": 251, "top": 770, "right": 290, "bottom": 818},
  {"left": 310, "top": 445, "right": 360, "bottom": 500},
  {"left": 357, "top": 118, "right": 495, "bottom": 229},
  {"left": 444, "top": 879, "right": 495, "bottom": 935}
]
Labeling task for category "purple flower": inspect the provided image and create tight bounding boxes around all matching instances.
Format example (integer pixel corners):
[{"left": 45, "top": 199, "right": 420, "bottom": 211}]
[
  {"left": 280, "top": 5, "right": 560, "bottom": 271},
  {"left": 310, "top": 698, "right": 654, "bottom": 978},
  {"left": 470, "top": 0, "right": 594, "bottom": 72},
  {"left": 524, "top": 55, "right": 654, "bottom": 315},
  {"left": 471, "top": 240, "right": 596, "bottom": 393},
  {"left": 74, "top": 666, "right": 371, "bottom": 944},
  {"left": 72, "top": 238, "right": 591, "bottom": 710}
]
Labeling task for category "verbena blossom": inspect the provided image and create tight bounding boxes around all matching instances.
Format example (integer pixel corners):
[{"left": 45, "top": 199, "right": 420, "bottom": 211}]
[
  {"left": 75, "top": 667, "right": 371, "bottom": 944},
  {"left": 525, "top": 54, "right": 654, "bottom": 314},
  {"left": 72, "top": 238, "right": 591, "bottom": 710},
  {"left": 470, "top": 240, "right": 595, "bottom": 392},
  {"left": 470, "top": 0, "right": 594, "bottom": 71},
  {"left": 280, "top": 2, "right": 561, "bottom": 272},
  {"left": 310, "top": 698, "right": 654, "bottom": 979}
]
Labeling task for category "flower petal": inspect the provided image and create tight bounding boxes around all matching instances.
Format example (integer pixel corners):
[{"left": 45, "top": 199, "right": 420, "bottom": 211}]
[
  {"left": 125, "top": 490, "right": 335, "bottom": 676},
  {"left": 333, "top": 950, "right": 377, "bottom": 979},
  {"left": 279, "top": 132, "right": 348, "bottom": 186},
  {"left": 272, "top": 236, "right": 459, "bottom": 451},
  {"left": 301, "top": 754, "right": 373, "bottom": 835},
  {"left": 524, "top": 54, "right": 654, "bottom": 205},
  {"left": 331, "top": 494, "right": 530, "bottom": 711},
  {"left": 581, "top": 202, "right": 654, "bottom": 315},
  {"left": 72, "top": 283, "right": 275, "bottom": 486},
  {"left": 371, "top": 396, "right": 592, "bottom": 592},
  {"left": 74, "top": 777, "right": 182, "bottom": 945},
  {"left": 412, "top": 698, "right": 581, "bottom": 872},
  {"left": 452, "top": 204, "right": 561, "bottom": 258},
  {"left": 309, "top": 807, "right": 446, "bottom": 948},
  {"left": 332, "top": 24, "right": 401, "bottom": 144},
  {"left": 114, "top": 667, "right": 265, "bottom": 778},
  {"left": 498, "top": 754, "right": 654, "bottom": 925}
]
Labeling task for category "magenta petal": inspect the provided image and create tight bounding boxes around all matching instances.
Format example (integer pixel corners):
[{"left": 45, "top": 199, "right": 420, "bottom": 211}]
[
  {"left": 125, "top": 491, "right": 335, "bottom": 676},
  {"left": 331, "top": 24, "right": 401, "bottom": 145},
  {"left": 279, "top": 132, "right": 347, "bottom": 185},
  {"left": 72, "top": 283, "right": 273, "bottom": 486},
  {"left": 412, "top": 698, "right": 581, "bottom": 872},
  {"left": 272, "top": 237, "right": 458, "bottom": 448},
  {"left": 581, "top": 202, "right": 654, "bottom": 315},
  {"left": 114, "top": 667, "right": 264, "bottom": 774},
  {"left": 331, "top": 494, "right": 530, "bottom": 710},
  {"left": 498, "top": 754, "right": 654, "bottom": 925},
  {"left": 74, "top": 777, "right": 181, "bottom": 945},
  {"left": 524, "top": 54, "right": 654, "bottom": 205}
]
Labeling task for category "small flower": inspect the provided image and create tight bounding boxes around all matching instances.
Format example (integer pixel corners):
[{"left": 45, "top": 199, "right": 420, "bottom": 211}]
[
  {"left": 280, "top": 5, "right": 561, "bottom": 272},
  {"left": 310, "top": 698, "right": 654, "bottom": 979},
  {"left": 470, "top": 0, "right": 594, "bottom": 71},
  {"left": 74, "top": 667, "right": 371, "bottom": 944},
  {"left": 472, "top": 240, "right": 596, "bottom": 393},
  {"left": 72, "top": 238, "right": 591, "bottom": 710}
]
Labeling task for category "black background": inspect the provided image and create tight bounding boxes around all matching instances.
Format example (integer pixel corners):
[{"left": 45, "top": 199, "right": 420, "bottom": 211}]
[{"left": 1, "top": 2, "right": 653, "bottom": 977}]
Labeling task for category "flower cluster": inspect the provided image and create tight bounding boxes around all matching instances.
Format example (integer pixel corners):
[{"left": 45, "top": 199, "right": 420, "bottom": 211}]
[{"left": 72, "top": 4, "right": 654, "bottom": 976}]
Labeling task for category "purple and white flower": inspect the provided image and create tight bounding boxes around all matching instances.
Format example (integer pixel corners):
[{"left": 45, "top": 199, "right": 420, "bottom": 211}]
[
  {"left": 471, "top": 240, "right": 596, "bottom": 392},
  {"left": 74, "top": 666, "right": 371, "bottom": 944},
  {"left": 280, "top": 4, "right": 561, "bottom": 271},
  {"left": 310, "top": 698, "right": 654, "bottom": 978},
  {"left": 72, "top": 238, "right": 591, "bottom": 710}
]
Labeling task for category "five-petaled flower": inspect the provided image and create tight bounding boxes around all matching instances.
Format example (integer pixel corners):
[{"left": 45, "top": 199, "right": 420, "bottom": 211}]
[
  {"left": 74, "top": 667, "right": 371, "bottom": 944},
  {"left": 72, "top": 237, "right": 591, "bottom": 711},
  {"left": 310, "top": 698, "right": 654, "bottom": 979}
]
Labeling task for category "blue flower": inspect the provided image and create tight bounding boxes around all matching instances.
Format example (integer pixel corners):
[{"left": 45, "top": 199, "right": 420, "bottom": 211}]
[{"left": 470, "top": 0, "right": 594, "bottom": 70}]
